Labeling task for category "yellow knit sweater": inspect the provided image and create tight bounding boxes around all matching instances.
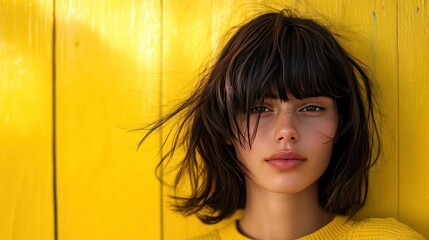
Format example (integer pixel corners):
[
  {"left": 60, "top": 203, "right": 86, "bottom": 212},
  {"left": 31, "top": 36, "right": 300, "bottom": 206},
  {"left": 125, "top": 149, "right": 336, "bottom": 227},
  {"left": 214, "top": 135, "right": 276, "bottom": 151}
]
[{"left": 190, "top": 216, "right": 424, "bottom": 240}]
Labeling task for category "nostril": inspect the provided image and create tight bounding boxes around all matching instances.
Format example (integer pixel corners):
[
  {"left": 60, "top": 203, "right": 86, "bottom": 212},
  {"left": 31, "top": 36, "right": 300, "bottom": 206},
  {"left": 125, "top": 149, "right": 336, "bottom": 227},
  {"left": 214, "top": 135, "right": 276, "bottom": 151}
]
[
  {"left": 277, "top": 135, "right": 298, "bottom": 142},
  {"left": 277, "top": 136, "right": 297, "bottom": 141}
]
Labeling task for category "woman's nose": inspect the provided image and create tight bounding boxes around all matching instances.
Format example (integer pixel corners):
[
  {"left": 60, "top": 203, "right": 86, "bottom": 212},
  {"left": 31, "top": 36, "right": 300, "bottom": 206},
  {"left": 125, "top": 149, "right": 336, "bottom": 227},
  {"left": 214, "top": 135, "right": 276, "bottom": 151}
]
[{"left": 274, "top": 111, "right": 299, "bottom": 143}]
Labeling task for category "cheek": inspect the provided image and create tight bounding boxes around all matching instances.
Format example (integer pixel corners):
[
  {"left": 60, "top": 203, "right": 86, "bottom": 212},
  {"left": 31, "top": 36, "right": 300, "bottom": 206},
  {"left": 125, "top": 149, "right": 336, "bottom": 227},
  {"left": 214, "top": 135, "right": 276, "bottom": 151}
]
[
  {"left": 301, "top": 122, "right": 337, "bottom": 144},
  {"left": 304, "top": 123, "right": 337, "bottom": 166},
  {"left": 300, "top": 113, "right": 339, "bottom": 142}
]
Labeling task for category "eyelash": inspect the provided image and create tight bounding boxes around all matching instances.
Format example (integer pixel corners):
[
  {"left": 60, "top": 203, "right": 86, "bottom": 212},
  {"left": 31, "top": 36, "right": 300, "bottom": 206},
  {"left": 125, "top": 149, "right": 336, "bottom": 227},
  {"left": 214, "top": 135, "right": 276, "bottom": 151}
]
[
  {"left": 250, "top": 106, "right": 271, "bottom": 113},
  {"left": 300, "top": 105, "right": 325, "bottom": 112}
]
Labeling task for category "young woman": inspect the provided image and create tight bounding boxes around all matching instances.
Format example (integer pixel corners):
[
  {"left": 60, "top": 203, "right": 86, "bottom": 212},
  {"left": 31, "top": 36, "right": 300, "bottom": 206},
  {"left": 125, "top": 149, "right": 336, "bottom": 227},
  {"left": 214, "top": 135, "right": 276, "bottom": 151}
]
[{"left": 140, "top": 9, "right": 423, "bottom": 239}]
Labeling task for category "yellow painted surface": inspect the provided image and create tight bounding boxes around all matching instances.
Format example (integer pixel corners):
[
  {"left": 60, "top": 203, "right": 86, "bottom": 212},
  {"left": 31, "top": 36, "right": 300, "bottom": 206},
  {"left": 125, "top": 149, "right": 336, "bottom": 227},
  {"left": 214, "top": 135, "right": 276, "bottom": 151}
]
[
  {"left": 1, "top": 0, "right": 428, "bottom": 239},
  {"left": 0, "top": 0, "right": 54, "bottom": 239},
  {"left": 55, "top": 0, "right": 161, "bottom": 239},
  {"left": 398, "top": 0, "right": 429, "bottom": 237}
]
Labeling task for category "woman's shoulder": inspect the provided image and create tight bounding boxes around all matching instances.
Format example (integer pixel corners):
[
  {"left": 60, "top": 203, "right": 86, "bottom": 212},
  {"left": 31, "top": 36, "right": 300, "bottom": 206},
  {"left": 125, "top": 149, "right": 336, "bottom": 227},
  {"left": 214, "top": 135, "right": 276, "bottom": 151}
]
[{"left": 349, "top": 217, "right": 424, "bottom": 239}]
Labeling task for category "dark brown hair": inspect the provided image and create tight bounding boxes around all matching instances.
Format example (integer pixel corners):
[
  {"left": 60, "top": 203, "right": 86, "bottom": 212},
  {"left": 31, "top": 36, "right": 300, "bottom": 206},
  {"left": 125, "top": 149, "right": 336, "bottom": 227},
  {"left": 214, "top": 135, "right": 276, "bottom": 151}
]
[{"left": 139, "top": 9, "right": 380, "bottom": 224}]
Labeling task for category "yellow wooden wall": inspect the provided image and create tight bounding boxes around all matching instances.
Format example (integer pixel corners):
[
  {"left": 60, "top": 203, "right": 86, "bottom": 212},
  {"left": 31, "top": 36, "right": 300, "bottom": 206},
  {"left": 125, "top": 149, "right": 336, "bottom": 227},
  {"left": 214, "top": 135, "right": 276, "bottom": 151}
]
[
  {"left": 0, "top": 1, "right": 54, "bottom": 239},
  {"left": 1, "top": 0, "right": 428, "bottom": 239}
]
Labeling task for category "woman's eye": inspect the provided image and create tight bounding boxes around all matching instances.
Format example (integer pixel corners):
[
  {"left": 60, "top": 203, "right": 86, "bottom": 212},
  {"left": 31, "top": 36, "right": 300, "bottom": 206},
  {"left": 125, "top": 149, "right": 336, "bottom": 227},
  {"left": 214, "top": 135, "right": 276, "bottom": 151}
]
[
  {"left": 250, "top": 106, "right": 271, "bottom": 113},
  {"left": 300, "top": 105, "right": 325, "bottom": 112}
]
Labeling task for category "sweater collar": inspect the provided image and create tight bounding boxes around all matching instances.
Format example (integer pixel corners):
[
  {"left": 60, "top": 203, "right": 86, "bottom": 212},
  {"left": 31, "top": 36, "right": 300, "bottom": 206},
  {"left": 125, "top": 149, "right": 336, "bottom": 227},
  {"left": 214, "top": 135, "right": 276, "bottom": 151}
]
[{"left": 217, "top": 215, "right": 352, "bottom": 240}]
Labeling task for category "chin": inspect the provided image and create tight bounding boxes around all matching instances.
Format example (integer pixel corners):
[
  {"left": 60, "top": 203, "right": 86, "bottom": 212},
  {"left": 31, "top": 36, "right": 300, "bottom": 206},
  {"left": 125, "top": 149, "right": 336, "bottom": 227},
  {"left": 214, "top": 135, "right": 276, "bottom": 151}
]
[{"left": 263, "top": 179, "right": 319, "bottom": 194}]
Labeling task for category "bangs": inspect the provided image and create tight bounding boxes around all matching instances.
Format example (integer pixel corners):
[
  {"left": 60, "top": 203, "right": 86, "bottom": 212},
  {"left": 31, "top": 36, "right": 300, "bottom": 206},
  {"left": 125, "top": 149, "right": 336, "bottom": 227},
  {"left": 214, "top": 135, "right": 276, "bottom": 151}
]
[{"left": 225, "top": 14, "right": 350, "bottom": 112}]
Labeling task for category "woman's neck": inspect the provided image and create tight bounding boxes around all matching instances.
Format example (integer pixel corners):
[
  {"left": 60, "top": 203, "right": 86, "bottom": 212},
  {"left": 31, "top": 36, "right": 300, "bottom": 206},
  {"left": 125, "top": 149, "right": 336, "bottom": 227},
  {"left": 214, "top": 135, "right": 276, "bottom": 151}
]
[{"left": 238, "top": 182, "right": 334, "bottom": 240}]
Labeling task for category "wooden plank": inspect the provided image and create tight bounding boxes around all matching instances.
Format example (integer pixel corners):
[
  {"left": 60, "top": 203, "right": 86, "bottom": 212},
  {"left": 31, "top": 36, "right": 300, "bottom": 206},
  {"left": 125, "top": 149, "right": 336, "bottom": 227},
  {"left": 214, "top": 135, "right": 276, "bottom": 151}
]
[
  {"left": 358, "top": 0, "right": 400, "bottom": 220},
  {"left": 0, "top": 0, "right": 54, "bottom": 239},
  {"left": 398, "top": 0, "right": 429, "bottom": 237},
  {"left": 55, "top": 0, "right": 161, "bottom": 239}
]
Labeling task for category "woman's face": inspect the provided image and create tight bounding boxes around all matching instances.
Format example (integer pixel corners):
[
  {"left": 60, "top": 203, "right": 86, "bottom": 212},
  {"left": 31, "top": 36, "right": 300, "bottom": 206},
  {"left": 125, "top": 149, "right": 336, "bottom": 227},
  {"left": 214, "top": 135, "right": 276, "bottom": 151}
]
[{"left": 234, "top": 96, "right": 339, "bottom": 194}]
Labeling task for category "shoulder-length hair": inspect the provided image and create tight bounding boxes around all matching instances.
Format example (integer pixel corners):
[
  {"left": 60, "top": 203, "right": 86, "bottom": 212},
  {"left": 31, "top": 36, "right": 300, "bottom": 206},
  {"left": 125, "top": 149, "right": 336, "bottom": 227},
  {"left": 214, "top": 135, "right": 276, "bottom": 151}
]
[{"left": 140, "top": 9, "right": 380, "bottom": 224}]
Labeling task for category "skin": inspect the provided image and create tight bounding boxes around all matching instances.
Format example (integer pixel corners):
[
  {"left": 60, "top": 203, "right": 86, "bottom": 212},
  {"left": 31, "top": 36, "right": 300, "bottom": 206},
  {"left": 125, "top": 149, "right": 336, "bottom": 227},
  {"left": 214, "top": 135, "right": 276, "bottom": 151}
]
[{"left": 234, "top": 96, "right": 339, "bottom": 240}]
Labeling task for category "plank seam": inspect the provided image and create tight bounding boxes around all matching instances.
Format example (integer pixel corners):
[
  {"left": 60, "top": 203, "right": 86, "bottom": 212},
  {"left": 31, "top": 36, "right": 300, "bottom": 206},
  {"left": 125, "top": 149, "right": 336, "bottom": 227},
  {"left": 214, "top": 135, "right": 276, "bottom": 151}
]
[
  {"left": 395, "top": 0, "right": 400, "bottom": 221},
  {"left": 52, "top": 0, "right": 58, "bottom": 236},
  {"left": 52, "top": 0, "right": 59, "bottom": 238},
  {"left": 160, "top": 0, "right": 165, "bottom": 239}
]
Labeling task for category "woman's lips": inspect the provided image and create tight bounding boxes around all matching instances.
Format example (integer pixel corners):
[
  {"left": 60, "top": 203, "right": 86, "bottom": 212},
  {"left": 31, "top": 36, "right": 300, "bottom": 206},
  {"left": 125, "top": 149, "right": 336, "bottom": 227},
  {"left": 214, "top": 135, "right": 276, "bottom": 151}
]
[{"left": 265, "top": 151, "right": 306, "bottom": 170}]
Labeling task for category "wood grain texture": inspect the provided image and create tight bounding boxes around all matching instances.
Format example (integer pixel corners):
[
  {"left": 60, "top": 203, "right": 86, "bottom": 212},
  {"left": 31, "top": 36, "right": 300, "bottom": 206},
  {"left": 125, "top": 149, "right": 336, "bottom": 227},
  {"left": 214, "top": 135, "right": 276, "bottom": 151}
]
[
  {"left": 398, "top": 0, "right": 429, "bottom": 236},
  {"left": 0, "top": 0, "right": 54, "bottom": 239},
  {"left": 2, "top": 0, "right": 428, "bottom": 239},
  {"left": 55, "top": 0, "right": 161, "bottom": 239},
  {"left": 360, "top": 0, "right": 400, "bottom": 220}
]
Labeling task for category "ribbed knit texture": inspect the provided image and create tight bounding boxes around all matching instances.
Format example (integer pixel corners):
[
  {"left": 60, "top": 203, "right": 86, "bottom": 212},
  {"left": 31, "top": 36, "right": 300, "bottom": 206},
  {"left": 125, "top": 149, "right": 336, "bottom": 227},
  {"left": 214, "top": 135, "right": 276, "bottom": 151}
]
[{"left": 189, "top": 216, "right": 425, "bottom": 240}]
